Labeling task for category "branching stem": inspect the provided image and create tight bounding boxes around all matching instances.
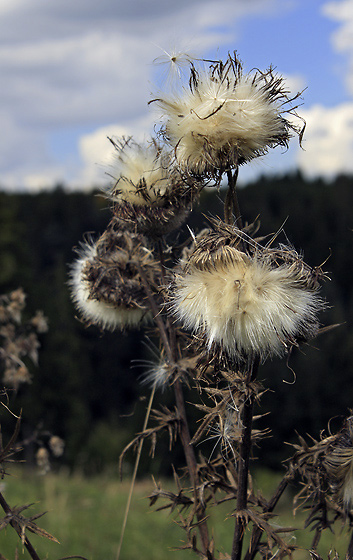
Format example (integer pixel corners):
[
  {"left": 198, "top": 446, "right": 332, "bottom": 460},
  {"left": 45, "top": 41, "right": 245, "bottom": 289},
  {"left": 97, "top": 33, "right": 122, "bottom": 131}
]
[
  {"left": 244, "top": 471, "right": 294, "bottom": 560},
  {"left": 231, "top": 358, "right": 260, "bottom": 560},
  {"left": 0, "top": 491, "right": 41, "bottom": 560},
  {"left": 138, "top": 263, "right": 210, "bottom": 555}
]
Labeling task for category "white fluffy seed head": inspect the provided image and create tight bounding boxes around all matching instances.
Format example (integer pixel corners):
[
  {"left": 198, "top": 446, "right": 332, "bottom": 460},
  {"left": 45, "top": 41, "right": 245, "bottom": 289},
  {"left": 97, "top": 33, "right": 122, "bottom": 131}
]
[
  {"left": 109, "top": 138, "right": 173, "bottom": 206},
  {"left": 172, "top": 245, "right": 324, "bottom": 362},
  {"left": 154, "top": 54, "right": 301, "bottom": 174},
  {"left": 69, "top": 241, "right": 147, "bottom": 331}
]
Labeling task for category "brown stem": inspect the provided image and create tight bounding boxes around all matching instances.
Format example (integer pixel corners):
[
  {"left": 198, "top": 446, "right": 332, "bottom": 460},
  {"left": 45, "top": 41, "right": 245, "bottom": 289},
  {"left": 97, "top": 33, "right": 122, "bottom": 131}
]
[
  {"left": 231, "top": 358, "right": 260, "bottom": 560},
  {"left": 173, "top": 378, "right": 210, "bottom": 554},
  {"left": 243, "top": 472, "right": 293, "bottom": 560},
  {"left": 311, "top": 528, "right": 322, "bottom": 552},
  {"left": 0, "top": 491, "right": 41, "bottom": 560},
  {"left": 137, "top": 265, "right": 172, "bottom": 358},
  {"left": 225, "top": 169, "right": 242, "bottom": 229},
  {"left": 138, "top": 264, "right": 210, "bottom": 554}
]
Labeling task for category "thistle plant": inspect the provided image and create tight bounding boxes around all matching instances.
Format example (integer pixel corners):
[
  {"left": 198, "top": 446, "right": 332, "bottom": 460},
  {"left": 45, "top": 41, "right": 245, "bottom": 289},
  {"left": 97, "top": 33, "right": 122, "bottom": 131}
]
[{"left": 70, "top": 51, "right": 348, "bottom": 560}]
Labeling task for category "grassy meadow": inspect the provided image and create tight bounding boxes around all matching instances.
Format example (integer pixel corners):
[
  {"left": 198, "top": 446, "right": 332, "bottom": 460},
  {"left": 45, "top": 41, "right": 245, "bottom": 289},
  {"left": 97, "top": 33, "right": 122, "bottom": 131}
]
[{"left": 0, "top": 467, "right": 351, "bottom": 560}]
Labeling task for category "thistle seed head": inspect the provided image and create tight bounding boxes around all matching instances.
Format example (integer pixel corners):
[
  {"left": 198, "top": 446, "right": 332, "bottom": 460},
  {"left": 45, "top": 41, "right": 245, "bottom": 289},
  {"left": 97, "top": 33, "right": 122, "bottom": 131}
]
[
  {"left": 69, "top": 226, "right": 158, "bottom": 331},
  {"left": 171, "top": 225, "right": 325, "bottom": 363},
  {"left": 107, "top": 137, "right": 198, "bottom": 236},
  {"left": 153, "top": 53, "right": 303, "bottom": 177}
]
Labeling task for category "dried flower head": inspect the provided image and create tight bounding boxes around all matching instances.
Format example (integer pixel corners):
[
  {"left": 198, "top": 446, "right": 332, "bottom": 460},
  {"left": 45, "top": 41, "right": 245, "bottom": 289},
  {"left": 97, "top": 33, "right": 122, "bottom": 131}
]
[
  {"left": 36, "top": 447, "right": 50, "bottom": 475},
  {"left": 0, "top": 289, "right": 47, "bottom": 389},
  {"left": 171, "top": 226, "right": 324, "bottom": 362},
  {"left": 49, "top": 435, "right": 65, "bottom": 458},
  {"left": 3, "top": 365, "right": 31, "bottom": 390},
  {"left": 153, "top": 53, "right": 302, "bottom": 176},
  {"left": 69, "top": 226, "right": 157, "bottom": 331},
  {"left": 108, "top": 137, "right": 197, "bottom": 235},
  {"left": 324, "top": 416, "right": 353, "bottom": 512}
]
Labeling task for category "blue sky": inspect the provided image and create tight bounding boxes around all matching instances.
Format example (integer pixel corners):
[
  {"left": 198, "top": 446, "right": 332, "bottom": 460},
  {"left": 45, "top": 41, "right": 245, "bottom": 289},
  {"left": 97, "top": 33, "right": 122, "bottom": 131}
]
[{"left": 1, "top": 0, "right": 353, "bottom": 191}]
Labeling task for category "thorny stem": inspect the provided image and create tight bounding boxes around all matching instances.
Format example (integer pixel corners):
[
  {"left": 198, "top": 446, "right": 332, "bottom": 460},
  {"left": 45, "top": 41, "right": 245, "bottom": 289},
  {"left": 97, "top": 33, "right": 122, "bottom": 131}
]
[
  {"left": 137, "top": 265, "right": 172, "bottom": 358},
  {"left": 243, "top": 471, "right": 294, "bottom": 560},
  {"left": 173, "top": 378, "right": 210, "bottom": 554},
  {"left": 311, "top": 528, "right": 322, "bottom": 552},
  {"left": 225, "top": 168, "right": 242, "bottom": 228},
  {"left": 231, "top": 358, "right": 260, "bottom": 560},
  {"left": 0, "top": 491, "right": 41, "bottom": 560},
  {"left": 138, "top": 263, "right": 210, "bottom": 555}
]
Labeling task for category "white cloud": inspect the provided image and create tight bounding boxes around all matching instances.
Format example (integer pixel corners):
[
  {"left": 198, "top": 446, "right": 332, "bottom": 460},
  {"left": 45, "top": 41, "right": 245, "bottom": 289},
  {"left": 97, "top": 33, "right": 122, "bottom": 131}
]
[
  {"left": 282, "top": 74, "right": 307, "bottom": 96},
  {"left": 297, "top": 103, "right": 353, "bottom": 177},
  {"left": 0, "top": 0, "right": 294, "bottom": 190},
  {"left": 76, "top": 114, "right": 156, "bottom": 188},
  {"left": 323, "top": 0, "right": 353, "bottom": 94}
]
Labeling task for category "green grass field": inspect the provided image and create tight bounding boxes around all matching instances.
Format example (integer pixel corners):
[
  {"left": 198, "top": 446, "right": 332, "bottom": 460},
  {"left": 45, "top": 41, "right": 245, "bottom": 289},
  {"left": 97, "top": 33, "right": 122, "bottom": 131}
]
[{"left": 0, "top": 467, "right": 350, "bottom": 560}]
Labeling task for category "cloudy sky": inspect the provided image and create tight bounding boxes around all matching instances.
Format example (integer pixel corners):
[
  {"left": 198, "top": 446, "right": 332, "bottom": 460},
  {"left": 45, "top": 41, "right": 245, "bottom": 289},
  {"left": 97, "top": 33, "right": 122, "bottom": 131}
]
[{"left": 2, "top": 0, "right": 353, "bottom": 191}]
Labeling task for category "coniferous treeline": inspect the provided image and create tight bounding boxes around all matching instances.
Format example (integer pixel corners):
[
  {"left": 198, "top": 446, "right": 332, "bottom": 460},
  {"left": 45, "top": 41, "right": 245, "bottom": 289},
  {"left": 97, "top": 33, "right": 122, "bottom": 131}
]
[{"left": 0, "top": 173, "right": 352, "bottom": 473}]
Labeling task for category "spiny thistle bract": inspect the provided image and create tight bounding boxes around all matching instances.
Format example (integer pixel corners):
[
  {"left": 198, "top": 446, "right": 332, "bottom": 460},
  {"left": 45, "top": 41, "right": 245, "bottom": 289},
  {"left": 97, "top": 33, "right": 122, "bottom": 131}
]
[
  {"left": 153, "top": 52, "right": 302, "bottom": 176},
  {"left": 69, "top": 227, "right": 158, "bottom": 331},
  {"left": 324, "top": 416, "right": 353, "bottom": 512},
  {"left": 107, "top": 137, "right": 198, "bottom": 235},
  {"left": 171, "top": 227, "right": 325, "bottom": 363}
]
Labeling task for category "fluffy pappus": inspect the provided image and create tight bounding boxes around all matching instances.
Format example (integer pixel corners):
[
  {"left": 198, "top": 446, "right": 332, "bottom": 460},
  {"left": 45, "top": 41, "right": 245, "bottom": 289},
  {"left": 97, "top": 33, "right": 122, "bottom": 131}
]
[
  {"left": 69, "top": 227, "right": 158, "bottom": 331},
  {"left": 152, "top": 53, "right": 303, "bottom": 176},
  {"left": 140, "top": 362, "right": 172, "bottom": 390},
  {"left": 108, "top": 137, "right": 172, "bottom": 206},
  {"left": 153, "top": 47, "right": 196, "bottom": 86},
  {"left": 171, "top": 229, "right": 325, "bottom": 363},
  {"left": 107, "top": 137, "right": 199, "bottom": 235},
  {"left": 206, "top": 405, "right": 242, "bottom": 460}
]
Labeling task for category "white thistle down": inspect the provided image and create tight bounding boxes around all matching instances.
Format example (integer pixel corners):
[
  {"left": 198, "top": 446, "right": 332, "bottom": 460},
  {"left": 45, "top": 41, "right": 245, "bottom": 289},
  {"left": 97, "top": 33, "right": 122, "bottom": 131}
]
[
  {"left": 153, "top": 53, "right": 301, "bottom": 175},
  {"left": 69, "top": 241, "right": 146, "bottom": 330},
  {"left": 140, "top": 362, "right": 171, "bottom": 390},
  {"left": 172, "top": 244, "right": 324, "bottom": 361},
  {"left": 153, "top": 47, "right": 196, "bottom": 85},
  {"left": 109, "top": 138, "right": 173, "bottom": 206},
  {"left": 107, "top": 137, "right": 199, "bottom": 236}
]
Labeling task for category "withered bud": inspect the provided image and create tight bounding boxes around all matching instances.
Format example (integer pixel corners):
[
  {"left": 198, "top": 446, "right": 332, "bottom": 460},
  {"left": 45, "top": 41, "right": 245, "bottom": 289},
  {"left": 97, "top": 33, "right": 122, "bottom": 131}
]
[
  {"left": 49, "top": 435, "right": 65, "bottom": 458},
  {"left": 324, "top": 416, "right": 353, "bottom": 512},
  {"left": 36, "top": 447, "right": 50, "bottom": 475},
  {"left": 3, "top": 365, "right": 31, "bottom": 390}
]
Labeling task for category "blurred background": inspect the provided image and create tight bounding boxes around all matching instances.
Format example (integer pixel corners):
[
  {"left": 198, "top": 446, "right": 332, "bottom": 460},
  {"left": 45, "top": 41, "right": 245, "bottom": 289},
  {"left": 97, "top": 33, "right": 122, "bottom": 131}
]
[{"left": 0, "top": 0, "right": 352, "bottom": 475}]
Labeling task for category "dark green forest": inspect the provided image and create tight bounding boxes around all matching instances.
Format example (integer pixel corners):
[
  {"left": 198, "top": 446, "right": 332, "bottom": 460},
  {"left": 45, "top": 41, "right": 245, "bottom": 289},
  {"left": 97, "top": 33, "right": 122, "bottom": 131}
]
[{"left": 0, "top": 172, "right": 352, "bottom": 474}]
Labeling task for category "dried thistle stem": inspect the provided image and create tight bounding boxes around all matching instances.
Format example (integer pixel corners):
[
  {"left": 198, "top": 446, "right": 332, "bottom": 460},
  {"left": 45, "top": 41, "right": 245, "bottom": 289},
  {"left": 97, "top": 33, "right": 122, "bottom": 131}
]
[
  {"left": 224, "top": 168, "right": 242, "bottom": 228},
  {"left": 0, "top": 491, "right": 41, "bottom": 560},
  {"left": 138, "top": 264, "right": 210, "bottom": 554},
  {"left": 244, "top": 470, "right": 294, "bottom": 560},
  {"left": 231, "top": 358, "right": 259, "bottom": 560}
]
